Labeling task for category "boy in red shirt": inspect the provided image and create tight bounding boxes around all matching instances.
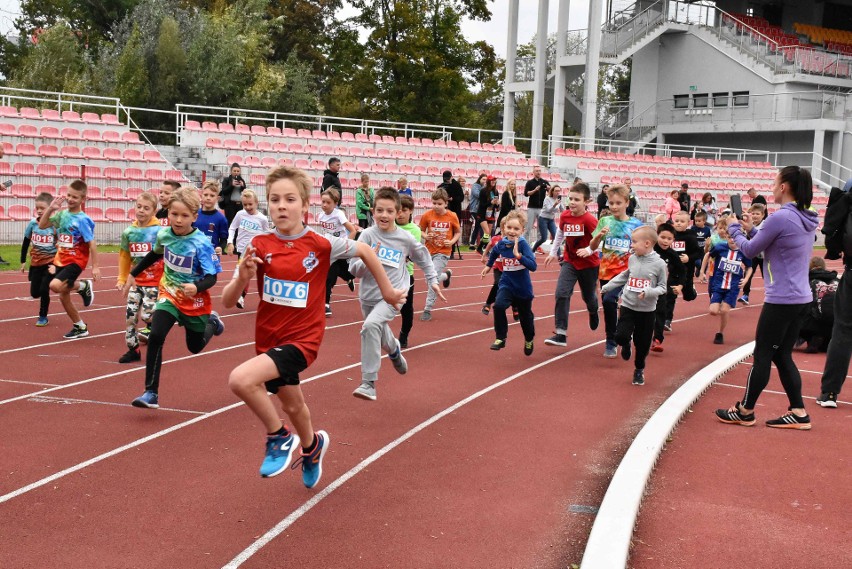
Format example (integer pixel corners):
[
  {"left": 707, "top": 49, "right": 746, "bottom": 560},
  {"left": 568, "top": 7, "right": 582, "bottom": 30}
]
[
  {"left": 39, "top": 180, "right": 100, "bottom": 339},
  {"left": 544, "top": 182, "right": 600, "bottom": 347},
  {"left": 418, "top": 188, "right": 459, "bottom": 321},
  {"left": 223, "top": 167, "right": 406, "bottom": 488}
]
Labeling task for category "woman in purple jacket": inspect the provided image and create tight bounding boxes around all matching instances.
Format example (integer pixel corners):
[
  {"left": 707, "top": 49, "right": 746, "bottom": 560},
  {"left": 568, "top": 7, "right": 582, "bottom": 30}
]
[{"left": 716, "top": 166, "right": 820, "bottom": 430}]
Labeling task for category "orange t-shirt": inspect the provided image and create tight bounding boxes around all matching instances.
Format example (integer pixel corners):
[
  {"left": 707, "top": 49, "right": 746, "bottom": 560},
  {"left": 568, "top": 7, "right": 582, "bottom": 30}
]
[{"left": 419, "top": 210, "right": 460, "bottom": 256}]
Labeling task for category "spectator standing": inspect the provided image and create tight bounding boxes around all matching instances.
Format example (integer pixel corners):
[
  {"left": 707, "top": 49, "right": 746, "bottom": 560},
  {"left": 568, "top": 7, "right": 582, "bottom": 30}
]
[
  {"left": 356, "top": 173, "right": 374, "bottom": 229},
  {"left": 624, "top": 177, "right": 639, "bottom": 216},
  {"left": 219, "top": 163, "right": 247, "bottom": 224},
  {"left": 678, "top": 183, "right": 691, "bottom": 212},
  {"left": 469, "top": 173, "right": 487, "bottom": 250},
  {"left": 596, "top": 184, "right": 610, "bottom": 219},
  {"left": 439, "top": 170, "right": 465, "bottom": 258},
  {"left": 495, "top": 179, "right": 519, "bottom": 232},
  {"left": 691, "top": 192, "right": 717, "bottom": 225},
  {"left": 747, "top": 186, "right": 767, "bottom": 206},
  {"left": 322, "top": 158, "right": 342, "bottom": 192},
  {"left": 816, "top": 183, "right": 852, "bottom": 407},
  {"left": 476, "top": 176, "right": 500, "bottom": 252},
  {"left": 524, "top": 166, "right": 550, "bottom": 243}
]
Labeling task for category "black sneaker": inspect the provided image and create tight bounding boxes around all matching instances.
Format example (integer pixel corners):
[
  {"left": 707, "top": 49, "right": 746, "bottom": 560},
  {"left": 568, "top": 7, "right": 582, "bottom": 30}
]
[
  {"left": 524, "top": 340, "right": 534, "bottom": 356},
  {"left": 621, "top": 341, "right": 632, "bottom": 361},
  {"left": 544, "top": 334, "right": 567, "bottom": 347},
  {"left": 63, "top": 324, "right": 89, "bottom": 339},
  {"left": 589, "top": 311, "right": 599, "bottom": 331},
  {"left": 236, "top": 295, "right": 245, "bottom": 309},
  {"left": 79, "top": 279, "right": 94, "bottom": 307},
  {"left": 512, "top": 308, "right": 520, "bottom": 322},
  {"left": 715, "top": 402, "right": 755, "bottom": 426},
  {"left": 632, "top": 369, "right": 645, "bottom": 385},
  {"left": 481, "top": 304, "right": 491, "bottom": 316},
  {"left": 399, "top": 334, "right": 408, "bottom": 349},
  {"left": 766, "top": 411, "right": 811, "bottom": 430},
  {"left": 816, "top": 392, "right": 838, "bottom": 408},
  {"left": 442, "top": 269, "right": 452, "bottom": 289},
  {"left": 490, "top": 339, "right": 506, "bottom": 351},
  {"left": 714, "top": 333, "right": 724, "bottom": 345},
  {"left": 663, "top": 320, "right": 672, "bottom": 332},
  {"left": 118, "top": 348, "right": 141, "bottom": 363},
  {"left": 347, "top": 279, "right": 355, "bottom": 292},
  {"left": 325, "top": 304, "right": 332, "bottom": 316}
]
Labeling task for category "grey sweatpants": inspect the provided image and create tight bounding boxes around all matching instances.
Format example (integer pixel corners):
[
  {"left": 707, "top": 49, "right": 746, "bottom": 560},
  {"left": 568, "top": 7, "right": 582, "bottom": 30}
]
[
  {"left": 424, "top": 253, "right": 449, "bottom": 312},
  {"left": 360, "top": 301, "right": 401, "bottom": 381}
]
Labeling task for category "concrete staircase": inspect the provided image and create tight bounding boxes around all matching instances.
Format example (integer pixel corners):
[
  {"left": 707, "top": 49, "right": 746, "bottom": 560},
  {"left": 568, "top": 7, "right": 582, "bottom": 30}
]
[{"left": 156, "top": 145, "right": 211, "bottom": 185}]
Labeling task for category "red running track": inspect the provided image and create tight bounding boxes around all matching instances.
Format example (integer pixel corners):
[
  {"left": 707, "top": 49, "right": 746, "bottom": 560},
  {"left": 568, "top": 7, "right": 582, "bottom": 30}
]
[
  {"left": 633, "top": 350, "right": 852, "bottom": 568},
  {"left": 0, "top": 252, "right": 768, "bottom": 568}
]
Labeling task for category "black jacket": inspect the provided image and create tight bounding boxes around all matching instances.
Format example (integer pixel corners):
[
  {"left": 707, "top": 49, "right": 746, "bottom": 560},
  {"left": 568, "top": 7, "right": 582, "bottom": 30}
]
[
  {"left": 822, "top": 187, "right": 852, "bottom": 264},
  {"left": 220, "top": 175, "right": 247, "bottom": 207},
  {"left": 678, "top": 191, "right": 691, "bottom": 212},
  {"left": 478, "top": 188, "right": 499, "bottom": 220},
  {"left": 673, "top": 229, "right": 702, "bottom": 265},
  {"left": 596, "top": 191, "right": 608, "bottom": 218},
  {"left": 440, "top": 179, "right": 465, "bottom": 216},
  {"left": 655, "top": 245, "right": 687, "bottom": 291},
  {"left": 524, "top": 177, "right": 549, "bottom": 209},
  {"left": 322, "top": 169, "right": 342, "bottom": 191}
]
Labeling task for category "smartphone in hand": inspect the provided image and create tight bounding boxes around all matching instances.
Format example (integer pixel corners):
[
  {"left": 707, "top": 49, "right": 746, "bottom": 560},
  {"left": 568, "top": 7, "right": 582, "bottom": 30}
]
[{"left": 730, "top": 195, "right": 743, "bottom": 219}]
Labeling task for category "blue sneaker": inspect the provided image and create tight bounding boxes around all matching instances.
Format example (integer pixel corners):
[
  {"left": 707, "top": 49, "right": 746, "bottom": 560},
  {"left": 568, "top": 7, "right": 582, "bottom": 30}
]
[
  {"left": 209, "top": 311, "right": 225, "bottom": 336},
  {"left": 292, "top": 430, "right": 329, "bottom": 489},
  {"left": 603, "top": 343, "right": 618, "bottom": 359},
  {"left": 36, "top": 316, "right": 49, "bottom": 327},
  {"left": 259, "top": 431, "right": 300, "bottom": 478},
  {"left": 131, "top": 390, "right": 159, "bottom": 409}
]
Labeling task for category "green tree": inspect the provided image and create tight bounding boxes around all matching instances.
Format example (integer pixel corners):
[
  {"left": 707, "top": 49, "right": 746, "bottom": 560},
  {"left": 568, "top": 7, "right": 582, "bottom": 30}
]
[
  {"left": 243, "top": 53, "right": 320, "bottom": 114},
  {"left": 10, "top": 23, "right": 89, "bottom": 94},
  {"left": 266, "top": 0, "right": 342, "bottom": 75},
  {"left": 114, "top": 25, "right": 150, "bottom": 107},
  {"left": 153, "top": 16, "right": 187, "bottom": 109},
  {"left": 17, "top": 0, "right": 140, "bottom": 47}
]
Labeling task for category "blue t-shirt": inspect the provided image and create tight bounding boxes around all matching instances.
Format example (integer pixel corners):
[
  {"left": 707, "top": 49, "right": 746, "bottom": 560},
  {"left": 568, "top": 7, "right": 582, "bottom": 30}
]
[
  {"left": 193, "top": 209, "right": 229, "bottom": 248},
  {"left": 691, "top": 225, "right": 712, "bottom": 250},
  {"left": 709, "top": 242, "right": 751, "bottom": 291},
  {"left": 486, "top": 237, "right": 537, "bottom": 300}
]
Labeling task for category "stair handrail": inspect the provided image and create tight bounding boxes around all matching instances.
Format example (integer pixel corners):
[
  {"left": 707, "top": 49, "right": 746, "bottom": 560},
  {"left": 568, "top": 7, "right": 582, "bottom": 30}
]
[
  {"left": 607, "top": 99, "right": 659, "bottom": 139},
  {"left": 600, "top": 0, "right": 666, "bottom": 58}
]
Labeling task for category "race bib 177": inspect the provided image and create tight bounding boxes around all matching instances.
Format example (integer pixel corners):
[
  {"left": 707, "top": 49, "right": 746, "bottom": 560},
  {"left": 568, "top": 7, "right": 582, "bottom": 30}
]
[{"left": 164, "top": 246, "right": 194, "bottom": 275}]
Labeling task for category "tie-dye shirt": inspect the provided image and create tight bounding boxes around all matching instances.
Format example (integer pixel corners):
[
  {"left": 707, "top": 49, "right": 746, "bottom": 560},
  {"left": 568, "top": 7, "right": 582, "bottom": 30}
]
[
  {"left": 592, "top": 215, "right": 644, "bottom": 281},
  {"left": 49, "top": 210, "right": 96, "bottom": 269},
  {"left": 23, "top": 219, "right": 57, "bottom": 267},
  {"left": 119, "top": 219, "right": 164, "bottom": 287},
  {"left": 154, "top": 228, "right": 222, "bottom": 316}
]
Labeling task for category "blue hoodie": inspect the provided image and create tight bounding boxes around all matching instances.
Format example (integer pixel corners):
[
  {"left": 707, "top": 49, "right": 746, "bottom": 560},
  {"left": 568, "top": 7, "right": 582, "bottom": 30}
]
[{"left": 729, "top": 203, "right": 820, "bottom": 304}]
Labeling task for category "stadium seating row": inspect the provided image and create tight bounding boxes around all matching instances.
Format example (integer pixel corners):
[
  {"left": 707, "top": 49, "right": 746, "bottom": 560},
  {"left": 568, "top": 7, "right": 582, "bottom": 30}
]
[
  {"left": 0, "top": 107, "right": 123, "bottom": 125},
  {"left": 555, "top": 147, "right": 773, "bottom": 169},
  {"left": 0, "top": 161, "right": 184, "bottom": 181},
  {"left": 0, "top": 123, "right": 142, "bottom": 143},
  {"left": 0, "top": 144, "right": 162, "bottom": 162}
]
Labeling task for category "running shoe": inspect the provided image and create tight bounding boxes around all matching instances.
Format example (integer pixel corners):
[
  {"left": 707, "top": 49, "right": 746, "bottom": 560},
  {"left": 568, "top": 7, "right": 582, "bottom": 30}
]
[
  {"left": 209, "top": 311, "right": 225, "bottom": 336},
  {"left": 63, "top": 324, "right": 88, "bottom": 339},
  {"left": 544, "top": 334, "right": 567, "bottom": 347},
  {"left": 389, "top": 346, "right": 408, "bottom": 374},
  {"left": 650, "top": 339, "right": 664, "bottom": 352},
  {"left": 420, "top": 311, "right": 432, "bottom": 322},
  {"left": 347, "top": 279, "right": 355, "bottom": 292},
  {"left": 481, "top": 304, "right": 491, "bottom": 316},
  {"left": 512, "top": 308, "right": 519, "bottom": 322},
  {"left": 766, "top": 411, "right": 811, "bottom": 430},
  {"left": 816, "top": 392, "right": 838, "bottom": 408},
  {"left": 714, "top": 332, "right": 724, "bottom": 345},
  {"left": 715, "top": 402, "right": 755, "bottom": 426},
  {"left": 325, "top": 304, "right": 332, "bottom": 316},
  {"left": 292, "top": 430, "right": 329, "bottom": 489},
  {"left": 490, "top": 339, "right": 506, "bottom": 351},
  {"left": 442, "top": 269, "right": 452, "bottom": 289},
  {"left": 621, "top": 341, "right": 632, "bottom": 361},
  {"left": 36, "top": 316, "right": 49, "bottom": 327},
  {"left": 603, "top": 345, "right": 618, "bottom": 358},
  {"left": 589, "top": 311, "right": 599, "bottom": 331},
  {"left": 138, "top": 327, "right": 151, "bottom": 344},
  {"left": 663, "top": 320, "right": 672, "bottom": 332},
  {"left": 236, "top": 295, "right": 245, "bottom": 309},
  {"left": 353, "top": 381, "right": 377, "bottom": 401},
  {"left": 738, "top": 295, "right": 749, "bottom": 305},
  {"left": 131, "top": 390, "right": 159, "bottom": 409},
  {"left": 524, "top": 340, "right": 534, "bottom": 356},
  {"left": 259, "top": 431, "right": 300, "bottom": 478},
  {"left": 118, "top": 348, "right": 141, "bottom": 363},
  {"left": 632, "top": 369, "right": 645, "bottom": 386},
  {"left": 79, "top": 279, "right": 94, "bottom": 307},
  {"left": 398, "top": 334, "right": 408, "bottom": 349}
]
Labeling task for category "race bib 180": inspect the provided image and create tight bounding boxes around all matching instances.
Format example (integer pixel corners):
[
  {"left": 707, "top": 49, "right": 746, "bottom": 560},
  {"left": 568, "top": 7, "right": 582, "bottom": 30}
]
[
  {"left": 263, "top": 275, "right": 309, "bottom": 308},
  {"left": 129, "top": 242, "right": 152, "bottom": 258},
  {"left": 377, "top": 245, "right": 402, "bottom": 269},
  {"left": 164, "top": 246, "right": 194, "bottom": 275},
  {"left": 627, "top": 277, "right": 651, "bottom": 292},
  {"left": 605, "top": 236, "right": 631, "bottom": 253}
]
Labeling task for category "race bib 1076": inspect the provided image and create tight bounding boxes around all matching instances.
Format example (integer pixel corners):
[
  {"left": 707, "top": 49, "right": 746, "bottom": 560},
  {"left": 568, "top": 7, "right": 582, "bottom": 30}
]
[{"left": 263, "top": 275, "right": 309, "bottom": 308}]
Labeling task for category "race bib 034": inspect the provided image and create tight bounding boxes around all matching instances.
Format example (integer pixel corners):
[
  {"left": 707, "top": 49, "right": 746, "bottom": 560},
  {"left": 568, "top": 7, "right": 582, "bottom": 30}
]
[{"left": 377, "top": 245, "right": 402, "bottom": 269}]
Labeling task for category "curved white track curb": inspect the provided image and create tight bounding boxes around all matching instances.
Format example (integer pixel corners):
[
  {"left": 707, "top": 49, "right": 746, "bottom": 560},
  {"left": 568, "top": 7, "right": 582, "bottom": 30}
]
[{"left": 580, "top": 341, "right": 756, "bottom": 568}]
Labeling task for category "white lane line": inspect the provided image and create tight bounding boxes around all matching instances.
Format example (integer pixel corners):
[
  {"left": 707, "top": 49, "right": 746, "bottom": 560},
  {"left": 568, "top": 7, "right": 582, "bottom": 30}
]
[
  {"left": 0, "top": 308, "right": 568, "bottom": 505},
  {"left": 26, "top": 395, "right": 208, "bottom": 414},
  {"left": 740, "top": 361, "right": 852, "bottom": 379},
  {"left": 221, "top": 339, "right": 607, "bottom": 568},
  {"left": 714, "top": 382, "right": 849, "bottom": 406},
  {"left": 0, "top": 379, "right": 61, "bottom": 387}
]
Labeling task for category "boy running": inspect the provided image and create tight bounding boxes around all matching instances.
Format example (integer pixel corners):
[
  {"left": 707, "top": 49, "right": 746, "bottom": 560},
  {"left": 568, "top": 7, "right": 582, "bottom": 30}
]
[
  {"left": 225, "top": 190, "right": 271, "bottom": 309},
  {"left": 544, "top": 181, "right": 600, "bottom": 347},
  {"left": 20, "top": 192, "right": 57, "bottom": 326},
  {"left": 667, "top": 211, "right": 701, "bottom": 330},
  {"left": 396, "top": 195, "right": 421, "bottom": 348},
  {"left": 651, "top": 223, "right": 686, "bottom": 352},
  {"left": 38, "top": 180, "right": 99, "bottom": 339},
  {"left": 690, "top": 211, "right": 712, "bottom": 275},
  {"left": 700, "top": 216, "right": 752, "bottom": 344},
  {"left": 156, "top": 180, "right": 180, "bottom": 225},
  {"left": 316, "top": 187, "right": 357, "bottom": 316},
  {"left": 419, "top": 188, "right": 459, "bottom": 321},
  {"left": 222, "top": 167, "right": 406, "bottom": 487},
  {"left": 193, "top": 181, "right": 229, "bottom": 254},
  {"left": 351, "top": 188, "right": 443, "bottom": 401}
]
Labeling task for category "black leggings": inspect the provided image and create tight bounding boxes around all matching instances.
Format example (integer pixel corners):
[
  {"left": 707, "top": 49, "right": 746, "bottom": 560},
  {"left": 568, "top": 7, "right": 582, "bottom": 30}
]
[
  {"left": 742, "top": 303, "right": 809, "bottom": 410},
  {"left": 325, "top": 258, "right": 354, "bottom": 304},
  {"left": 615, "top": 306, "right": 655, "bottom": 370},
  {"left": 145, "top": 309, "right": 215, "bottom": 394},
  {"left": 654, "top": 294, "right": 669, "bottom": 343},
  {"left": 494, "top": 293, "right": 534, "bottom": 342},
  {"left": 401, "top": 275, "right": 415, "bottom": 338},
  {"left": 742, "top": 257, "right": 763, "bottom": 296},
  {"left": 486, "top": 269, "right": 503, "bottom": 306},
  {"left": 29, "top": 264, "right": 53, "bottom": 318}
]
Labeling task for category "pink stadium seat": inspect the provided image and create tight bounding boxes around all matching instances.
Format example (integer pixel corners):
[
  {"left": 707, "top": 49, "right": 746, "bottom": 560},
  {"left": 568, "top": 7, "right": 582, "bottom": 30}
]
[
  {"left": 35, "top": 184, "right": 56, "bottom": 196},
  {"left": 260, "top": 157, "right": 276, "bottom": 168},
  {"left": 294, "top": 159, "right": 310, "bottom": 169},
  {"left": 251, "top": 125, "right": 267, "bottom": 136},
  {"left": 20, "top": 107, "right": 42, "bottom": 120},
  {"left": 81, "top": 129, "right": 101, "bottom": 141},
  {"left": 121, "top": 132, "right": 141, "bottom": 144},
  {"left": 81, "top": 112, "right": 101, "bottom": 123},
  {"left": 106, "top": 207, "right": 128, "bottom": 221},
  {"left": 362, "top": 147, "right": 375, "bottom": 157},
  {"left": 11, "top": 184, "right": 34, "bottom": 198},
  {"left": 277, "top": 158, "right": 293, "bottom": 168},
  {"left": 14, "top": 163, "right": 35, "bottom": 176},
  {"left": 226, "top": 154, "right": 242, "bottom": 164},
  {"left": 297, "top": 129, "right": 312, "bottom": 138},
  {"left": 201, "top": 121, "right": 218, "bottom": 132},
  {"left": 309, "top": 159, "right": 325, "bottom": 169},
  {"left": 102, "top": 147, "right": 122, "bottom": 160},
  {"left": 126, "top": 187, "right": 144, "bottom": 200},
  {"left": 100, "top": 130, "right": 120, "bottom": 143},
  {"left": 123, "top": 149, "right": 143, "bottom": 161},
  {"left": 240, "top": 140, "right": 256, "bottom": 151},
  {"left": 0, "top": 106, "right": 17, "bottom": 117},
  {"left": 84, "top": 165, "right": 103, "bottom": 178},
  {"left": 39, "top": 144, "right": 60, "bottom": 157},
  {"left": 244, "top": 156, "right": 261, "bottom": 167},
  {"left": 235, "top": 124, "right": 251, "bottom": 135},
  {"left": 341, "top": 132, "right": 355, "bottom": 141},
  {"left": 327, "top": 131, "right": 342, "bottom": 141},
  {"left": 125, "top": 168, "right": 145, "bottom": 181},
  {"left": 58, "top": 127, "right": 80, "bottom": 140},
  {"left": 164, "top": 169, "right": 183, "bottom": 180},
  {"left": 16, "top": 123, "right": 38, "bottom": 137},
  {"left": 17, "top": 143, "right": 38, "bottom": 156},
  {"left": 282, "top": 127, "right": 297, "bottom": 137},
  {"left": 103, "top": 167, "right": 124, "bottom": 179},
  {"left": 272, "top": 142, "right": 287, "bottom": 152},
  {"left": 218, "top": 123, "right": 235, "bottom": 133},
  {"left": 104, "top": 186, "right": 125, "bottom": 200},
  {"left": 355, "top": 133, "right": 369, "bottom": 142},
  {"left": 35, "top": 163, "right": 57, "bottom": 177},
  {"left": 85, "top": 207, "right": 106, "bottom": 222},
  {"left": 85, "top": 185, "right": 102, "bottom": 199},
  {"left": 101, "top": 114, "right": 121, "bottom": 125},
  {"left": 145, "top": 168, "right": 163, "bottom": 180},
  {"left": 0, "top": 161, "right": 10, "bottom": 174},
  {"left": 206, "top": 137, "right": 223, "bottom": 148},
  {"left": 60, "top": 164, "right": 80, "bottom": 178},
  {"left": 256, "top": 141, "right": 273, "bottom": 152},
  {"left": 62, "top": 111, "right": 82, "bottom": 122},
  {"left": 312, "top": 130, "right": 327, "bottom": 140},
  {"left": 185, "top": 120, "right": 201, "bottom": 131},
  {"left": 9, "top": 204, "right": 32, "bottom": 221},
  {"left": 223, "top": 139, "right": 240, "bottom": 150}
]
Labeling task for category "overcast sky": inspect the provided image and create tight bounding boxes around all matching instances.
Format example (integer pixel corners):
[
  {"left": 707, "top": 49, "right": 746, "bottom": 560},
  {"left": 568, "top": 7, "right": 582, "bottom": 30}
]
[{"left": 0, "top": 0, "right": 604, "bottom": 59}]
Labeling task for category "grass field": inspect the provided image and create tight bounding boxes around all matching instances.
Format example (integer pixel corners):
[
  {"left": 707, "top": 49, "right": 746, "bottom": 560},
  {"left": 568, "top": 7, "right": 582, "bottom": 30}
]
[{"left": 0, "top": 244, "right": 121, "bottom": 271}]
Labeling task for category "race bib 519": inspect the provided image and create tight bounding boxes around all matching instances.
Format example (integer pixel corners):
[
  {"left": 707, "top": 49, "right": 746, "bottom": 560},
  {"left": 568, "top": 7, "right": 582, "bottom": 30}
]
[
  {"left": 563, "top": 223, "right": 584, "bottom": 237},
  {"left": 263, "top": 276, "right": 309, "bottom": 308}
]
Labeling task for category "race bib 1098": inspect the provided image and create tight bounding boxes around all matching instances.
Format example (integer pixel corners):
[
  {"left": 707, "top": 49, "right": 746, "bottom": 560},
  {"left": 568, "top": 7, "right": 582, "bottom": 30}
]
[{"left": 263, "top": 275, "right": 309, "bottom": 308}]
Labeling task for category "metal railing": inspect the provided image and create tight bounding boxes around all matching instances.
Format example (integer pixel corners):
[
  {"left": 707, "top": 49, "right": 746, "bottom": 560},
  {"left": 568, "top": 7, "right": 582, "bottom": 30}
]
[
  {"left": 600, "top": 0, "right": 667, "bottom": 58},
  {"left": 0, "top": 86, "right": 121, "bottom": 117}
]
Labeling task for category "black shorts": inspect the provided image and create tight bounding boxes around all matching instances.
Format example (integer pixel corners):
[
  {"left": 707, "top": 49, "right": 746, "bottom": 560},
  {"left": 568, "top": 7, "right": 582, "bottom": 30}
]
[
  {"left": 263, "top": 344, "right": 309, "bottom": 393},
  {"left": 54, "top": 264, "right": 83, "bottom": 287}
]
